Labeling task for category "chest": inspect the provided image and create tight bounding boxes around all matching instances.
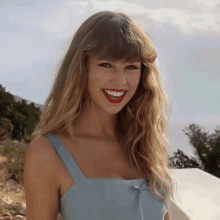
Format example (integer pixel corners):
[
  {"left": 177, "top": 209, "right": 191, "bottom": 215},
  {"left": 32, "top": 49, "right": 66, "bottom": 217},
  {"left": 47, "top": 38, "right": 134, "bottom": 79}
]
[
  {"left": 56, "top": 134, "right": 143, "bottom": 198},
  {"left": 65, "top": 135, "right": 138, "bottom": 175}
]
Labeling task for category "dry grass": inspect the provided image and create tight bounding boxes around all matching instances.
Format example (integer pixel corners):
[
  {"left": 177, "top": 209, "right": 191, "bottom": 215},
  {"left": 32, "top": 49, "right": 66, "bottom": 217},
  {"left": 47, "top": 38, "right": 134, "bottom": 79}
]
[
  {"left": 0, "top": 139, "right": 63, "bottom": 220},
  {"left": 0, "top": 153, "right": 26, "bottom": 219}
]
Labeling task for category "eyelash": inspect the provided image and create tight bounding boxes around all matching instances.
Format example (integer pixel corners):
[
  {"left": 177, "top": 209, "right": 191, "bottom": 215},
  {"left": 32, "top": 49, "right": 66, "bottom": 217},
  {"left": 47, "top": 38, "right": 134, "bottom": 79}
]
[{"left": 99, "top": 63, "right": 138, "bottom": 70}]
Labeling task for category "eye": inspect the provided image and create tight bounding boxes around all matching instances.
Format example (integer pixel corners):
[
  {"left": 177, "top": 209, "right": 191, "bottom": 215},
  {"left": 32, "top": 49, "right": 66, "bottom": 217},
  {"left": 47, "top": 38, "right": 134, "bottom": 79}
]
[
  {"left": 99, "top": 63, "right": 139, "bottom": 70},
  {"left": 99, "top": 63, "right": 111, "bottom": 68},
  {"left": 128, "top": 65, "right": 138, "bottom": 70}
]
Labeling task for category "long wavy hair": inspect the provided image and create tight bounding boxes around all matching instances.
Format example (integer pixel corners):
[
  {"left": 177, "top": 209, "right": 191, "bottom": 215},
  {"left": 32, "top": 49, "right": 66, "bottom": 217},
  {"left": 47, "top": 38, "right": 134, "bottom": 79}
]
[{"left": 31, "top": 10, "right": 176, "bottom": 208}]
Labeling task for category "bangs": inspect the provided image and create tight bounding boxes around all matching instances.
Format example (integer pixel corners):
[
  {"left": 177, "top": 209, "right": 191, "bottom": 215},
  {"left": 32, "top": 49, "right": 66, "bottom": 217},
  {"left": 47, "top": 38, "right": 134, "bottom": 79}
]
[{"left": 85, "top": 18, "right": 142, "bottom": 63}]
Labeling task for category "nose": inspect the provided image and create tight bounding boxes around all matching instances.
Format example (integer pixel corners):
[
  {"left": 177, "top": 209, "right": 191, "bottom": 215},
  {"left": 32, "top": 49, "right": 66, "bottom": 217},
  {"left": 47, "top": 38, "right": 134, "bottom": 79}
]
[{"left": 112, "top": 71, "right": 126, "bottom": 85}]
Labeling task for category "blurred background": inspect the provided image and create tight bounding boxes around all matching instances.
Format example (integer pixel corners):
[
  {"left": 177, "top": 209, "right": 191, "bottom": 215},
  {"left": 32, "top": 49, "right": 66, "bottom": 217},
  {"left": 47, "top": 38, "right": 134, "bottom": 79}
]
[{"left": 0, "top": 0, "right": 220, "bottom": 169}]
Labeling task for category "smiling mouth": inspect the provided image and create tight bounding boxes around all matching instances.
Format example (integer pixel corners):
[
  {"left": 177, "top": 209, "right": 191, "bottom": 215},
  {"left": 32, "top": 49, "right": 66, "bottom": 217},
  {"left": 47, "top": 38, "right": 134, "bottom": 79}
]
[{"left": 102, "top": 89, "right": 126, "bottom": 99}]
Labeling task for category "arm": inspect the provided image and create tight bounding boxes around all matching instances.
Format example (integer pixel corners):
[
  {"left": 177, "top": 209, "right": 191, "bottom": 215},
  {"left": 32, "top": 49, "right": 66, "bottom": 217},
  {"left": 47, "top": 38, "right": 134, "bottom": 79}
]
[{"left": 23, "top": 136, "right": 60, "bottom": 220}]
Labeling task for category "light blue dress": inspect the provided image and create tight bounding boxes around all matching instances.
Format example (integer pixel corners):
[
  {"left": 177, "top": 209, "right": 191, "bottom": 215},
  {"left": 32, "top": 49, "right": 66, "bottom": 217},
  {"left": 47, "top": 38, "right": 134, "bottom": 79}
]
[{"left": 46, "top": 133, "right": 169, "bottom": 220}]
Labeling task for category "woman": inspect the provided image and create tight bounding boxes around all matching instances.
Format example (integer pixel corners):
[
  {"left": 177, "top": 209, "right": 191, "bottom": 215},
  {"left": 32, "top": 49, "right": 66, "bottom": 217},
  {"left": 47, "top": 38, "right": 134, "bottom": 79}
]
[{"left": 24, "top": 10, "right": 175, "bottom": 220}]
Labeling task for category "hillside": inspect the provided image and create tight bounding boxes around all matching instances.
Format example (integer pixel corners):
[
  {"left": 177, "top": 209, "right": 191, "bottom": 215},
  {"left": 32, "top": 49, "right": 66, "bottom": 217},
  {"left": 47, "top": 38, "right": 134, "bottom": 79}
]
[{"left": 12, "top": 94, "right": 45, "bottom": 113}]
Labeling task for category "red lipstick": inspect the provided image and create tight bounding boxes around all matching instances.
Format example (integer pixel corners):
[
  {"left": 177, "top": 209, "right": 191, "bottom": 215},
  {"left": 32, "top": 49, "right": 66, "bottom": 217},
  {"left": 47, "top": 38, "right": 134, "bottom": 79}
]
[
  {"left": 102, "top": 89, "right": 127, "bottom": 104},
  {"left": 104, "top": 89, "right": 126, "bottom": 92}
]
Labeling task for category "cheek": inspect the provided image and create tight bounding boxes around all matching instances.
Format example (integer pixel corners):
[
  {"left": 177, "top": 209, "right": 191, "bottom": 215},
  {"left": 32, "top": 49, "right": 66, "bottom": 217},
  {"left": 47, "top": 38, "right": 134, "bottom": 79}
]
[
  {"left": 89, "top": 71, "right": 107, "bottom": 84},
  {"left": 87, "top": 74, "right": 106, "bottom": 95},
  {"left": 129, "top": 73, "right": 141, "bottom": 88}
]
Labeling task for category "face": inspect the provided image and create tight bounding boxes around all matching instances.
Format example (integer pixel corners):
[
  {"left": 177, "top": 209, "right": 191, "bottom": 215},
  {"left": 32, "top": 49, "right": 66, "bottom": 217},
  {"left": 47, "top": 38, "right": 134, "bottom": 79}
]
[{"left": 86, "top": 56, "right": 141, "bottom": 114}]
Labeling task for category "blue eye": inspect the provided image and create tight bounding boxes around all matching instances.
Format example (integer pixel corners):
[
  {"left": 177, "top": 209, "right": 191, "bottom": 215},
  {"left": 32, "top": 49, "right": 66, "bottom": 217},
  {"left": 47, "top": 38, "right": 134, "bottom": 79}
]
[{"left": 99, "top": 63, "right": 138, "bottom": 70}]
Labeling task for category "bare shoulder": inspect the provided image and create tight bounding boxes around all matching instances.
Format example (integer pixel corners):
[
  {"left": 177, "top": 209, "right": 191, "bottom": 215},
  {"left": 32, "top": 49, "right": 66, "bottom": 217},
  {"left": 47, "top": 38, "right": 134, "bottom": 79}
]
[
  {"left": 25, "top": 134, "right": 62, "bottom": 180},
  {"left": 28, "top": 134, "right": 55, "bottom": 152},
  {"left": 24, "top": 135, "right": 61, "bottom": 219},
  {"left": 27, "top": 135, "right": 57, "bottom": 161}
]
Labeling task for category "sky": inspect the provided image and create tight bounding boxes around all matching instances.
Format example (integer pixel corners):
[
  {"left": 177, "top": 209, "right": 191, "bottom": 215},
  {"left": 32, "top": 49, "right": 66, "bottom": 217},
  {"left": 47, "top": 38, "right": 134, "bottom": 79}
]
[{"left": 1, "top": 0, "right": 220, "bottom": 163}]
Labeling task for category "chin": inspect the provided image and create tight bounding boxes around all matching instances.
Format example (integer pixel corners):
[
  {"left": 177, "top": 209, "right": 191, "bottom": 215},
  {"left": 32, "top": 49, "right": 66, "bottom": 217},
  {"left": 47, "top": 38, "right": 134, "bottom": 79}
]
[{"left": 103, "top": 106, "right": 124, "bottom": 115}]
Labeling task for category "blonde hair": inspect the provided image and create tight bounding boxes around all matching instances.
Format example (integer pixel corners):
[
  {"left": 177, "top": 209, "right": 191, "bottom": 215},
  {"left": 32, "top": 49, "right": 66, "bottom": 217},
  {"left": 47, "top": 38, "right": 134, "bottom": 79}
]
[{"left": 31, "top": 10, "right": 176, "bottom": 209}]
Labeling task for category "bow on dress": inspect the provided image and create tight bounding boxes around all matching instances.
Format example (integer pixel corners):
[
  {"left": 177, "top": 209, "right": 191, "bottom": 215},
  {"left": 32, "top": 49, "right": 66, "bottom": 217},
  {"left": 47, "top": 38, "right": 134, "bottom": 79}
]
[{"left": 130, "top": 183, "right": 150, "bottom": 220}]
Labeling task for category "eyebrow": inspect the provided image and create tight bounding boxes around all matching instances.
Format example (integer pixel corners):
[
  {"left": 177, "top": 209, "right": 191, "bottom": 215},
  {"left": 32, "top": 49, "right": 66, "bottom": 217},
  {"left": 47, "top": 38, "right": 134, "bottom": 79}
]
[{"left": 98, "top": 58, "right": 141, "bottom": 63}]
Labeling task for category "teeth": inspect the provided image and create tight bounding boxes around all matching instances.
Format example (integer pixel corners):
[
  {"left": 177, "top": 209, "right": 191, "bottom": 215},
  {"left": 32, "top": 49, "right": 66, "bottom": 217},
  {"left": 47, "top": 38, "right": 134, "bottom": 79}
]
[{"left": 104, "top": 89, "right": 125, "bottom": 97}]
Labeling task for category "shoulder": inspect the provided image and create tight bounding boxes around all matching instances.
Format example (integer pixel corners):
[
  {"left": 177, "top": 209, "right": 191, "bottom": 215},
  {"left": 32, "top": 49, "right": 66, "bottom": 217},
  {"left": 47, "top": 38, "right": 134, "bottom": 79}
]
[
  {"left": 28, "top": 134, "right": 54, "bottom": 153},
  {"left": 28, "top": 134, "right": 60, "bottom": 156},
  {"left": 24, "top": 135, "right": 61, "bottom": 219},
  {"left": 26, "top": 134, "right": 61, "bottom": 175}
]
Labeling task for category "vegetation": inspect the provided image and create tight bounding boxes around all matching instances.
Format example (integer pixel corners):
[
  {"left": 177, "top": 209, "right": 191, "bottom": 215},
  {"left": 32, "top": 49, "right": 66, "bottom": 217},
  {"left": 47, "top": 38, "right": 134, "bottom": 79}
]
[
  {"left": 168, "top": 123, "right": 220, "bottom": 179},
  {"left": 0, "top": 83, "right": 219, "bottom": 218},
  {"left": 0, "top": 84, "right": 42, "bottom": 142},
  {"left": 0, "top": 84, "right": 43, "bottom": 218}
]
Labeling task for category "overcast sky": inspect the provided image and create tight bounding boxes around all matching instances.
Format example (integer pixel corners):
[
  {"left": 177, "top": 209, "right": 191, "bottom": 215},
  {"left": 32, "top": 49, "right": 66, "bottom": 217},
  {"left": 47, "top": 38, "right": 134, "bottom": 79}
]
[{"left": 1, "top": 0, "right": 220, "bottom": 161}]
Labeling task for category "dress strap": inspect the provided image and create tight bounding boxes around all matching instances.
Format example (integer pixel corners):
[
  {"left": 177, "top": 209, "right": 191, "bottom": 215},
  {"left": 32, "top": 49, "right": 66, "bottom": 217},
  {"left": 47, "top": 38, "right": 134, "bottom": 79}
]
[{"left": 46, "top": 133, "right": 86, "bottom": 185}]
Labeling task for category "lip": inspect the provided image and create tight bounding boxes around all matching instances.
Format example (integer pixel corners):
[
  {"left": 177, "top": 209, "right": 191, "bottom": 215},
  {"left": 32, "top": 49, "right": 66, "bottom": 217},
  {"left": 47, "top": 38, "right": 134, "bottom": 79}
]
[
  {"left": 102, "top": 89, "right": 127, "bottom": 104},
  {"left": 103, "top": 88, "right": 127, "bottom": 92}
]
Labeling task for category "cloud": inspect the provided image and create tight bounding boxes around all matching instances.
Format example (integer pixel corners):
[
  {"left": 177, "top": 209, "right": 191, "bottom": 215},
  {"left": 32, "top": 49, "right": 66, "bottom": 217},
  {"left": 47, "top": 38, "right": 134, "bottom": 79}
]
[
  {"left": 173, "top": 112, "right": 220, "bottom": 125},
  {"left": 140, "top": 8, "right": 220, "bottom": 35},
  {"left": 40, "top": 0, "right": 220, "bottom": 38},
  {"left": 40, "top": 0, "right": 147, "bottom": 37}
]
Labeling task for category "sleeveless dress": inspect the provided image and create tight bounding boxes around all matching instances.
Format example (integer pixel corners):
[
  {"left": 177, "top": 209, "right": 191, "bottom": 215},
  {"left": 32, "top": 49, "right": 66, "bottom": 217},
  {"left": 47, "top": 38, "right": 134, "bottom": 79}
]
[{"left": 46, "top": 133, "right": 169, "bottom": 220}]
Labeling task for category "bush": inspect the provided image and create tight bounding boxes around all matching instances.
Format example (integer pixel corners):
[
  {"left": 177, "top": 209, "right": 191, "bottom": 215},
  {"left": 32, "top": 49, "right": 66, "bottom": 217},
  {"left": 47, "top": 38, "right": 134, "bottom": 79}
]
[
  {"left": 0, "top": 118, "right": 14, "bottom": 141},
  {"left": 0, "top": 138, "right": 28, "bottom": 186}
]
